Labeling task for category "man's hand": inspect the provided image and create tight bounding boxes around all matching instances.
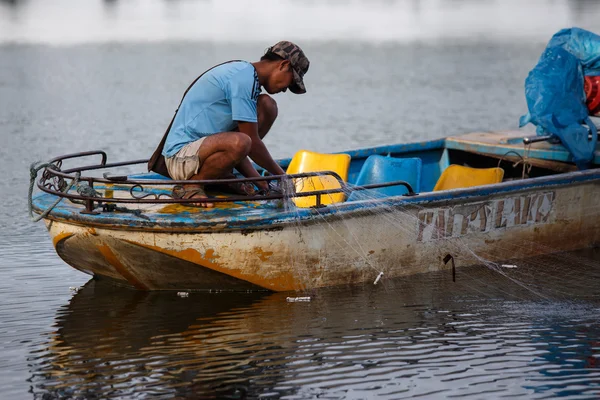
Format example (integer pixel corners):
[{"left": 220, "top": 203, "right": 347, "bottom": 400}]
[
  {"left": 266, "top": 177, "right": 297, "bottom": 198},
  {"left": 235, "top": 157, "right": 269, "bottom": 192}
]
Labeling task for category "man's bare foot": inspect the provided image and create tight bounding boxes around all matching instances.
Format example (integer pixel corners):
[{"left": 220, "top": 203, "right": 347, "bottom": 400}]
[{"left": 173, "top": 185, "right": 214, "bottom": 208}]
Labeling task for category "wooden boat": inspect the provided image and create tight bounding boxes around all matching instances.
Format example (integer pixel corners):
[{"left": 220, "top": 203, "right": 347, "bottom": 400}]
[{"left": 30, "top": 130, "right": 600, "bottom": 291}]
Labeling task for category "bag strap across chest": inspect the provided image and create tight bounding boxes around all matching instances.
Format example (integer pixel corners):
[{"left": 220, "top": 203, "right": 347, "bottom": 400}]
[{"left": 147, "top": 60, "right": 242, "bottom": 177}]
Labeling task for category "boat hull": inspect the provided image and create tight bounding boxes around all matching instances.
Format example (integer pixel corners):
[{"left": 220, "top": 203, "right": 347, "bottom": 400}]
[{"left": 45, "top": 179, "right": 600, "bottom": 291}]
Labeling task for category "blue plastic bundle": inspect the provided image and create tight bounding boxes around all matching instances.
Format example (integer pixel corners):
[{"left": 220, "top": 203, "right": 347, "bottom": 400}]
[{"left": 519, "top": 27, "right": 600, "bottom": 169}]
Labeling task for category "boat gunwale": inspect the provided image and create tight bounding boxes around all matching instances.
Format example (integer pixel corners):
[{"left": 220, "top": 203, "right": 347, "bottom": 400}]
[{"left": 32, "top": 166, "right": 600, "bottom": 233}]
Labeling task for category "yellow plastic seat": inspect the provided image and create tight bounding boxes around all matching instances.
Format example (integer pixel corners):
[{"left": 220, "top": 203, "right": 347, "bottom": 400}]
[
  {"left": 286, "top": 150, "right": 351, "bottom": 208},
  {"left": 433, "top": 165, "right": 504, "bottom": 191}
]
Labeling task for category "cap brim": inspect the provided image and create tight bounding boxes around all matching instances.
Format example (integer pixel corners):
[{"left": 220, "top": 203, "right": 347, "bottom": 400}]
[{"left": 289, "top": 69, "right": 306, "bottom": 94}]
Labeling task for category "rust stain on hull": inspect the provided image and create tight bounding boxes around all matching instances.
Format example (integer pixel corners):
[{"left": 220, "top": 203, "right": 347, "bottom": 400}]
[
  {"left": 255, "top": 247, "right": 274, "bottom": 262},
  {"left": 126, "top": 241, "right": 297, "bottom": 291},
  {"left": 97, "top": 244, "right": 149, "bottom": 290},
  {"left": 52, "top": 232, "right": 74, "bottom": 248}
]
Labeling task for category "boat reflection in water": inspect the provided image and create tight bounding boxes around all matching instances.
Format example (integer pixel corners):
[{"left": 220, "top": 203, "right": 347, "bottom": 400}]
[{"left": 28, "top": 251, "right": 600, "bottom": 399}]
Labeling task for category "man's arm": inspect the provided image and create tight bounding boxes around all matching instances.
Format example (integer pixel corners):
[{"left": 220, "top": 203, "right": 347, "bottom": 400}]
[
  {"left": 237, "top": 121, "right": 286, "bottom": 176},
  {"left": 235, "top": 156, "right": 268, "bottom": 191}
]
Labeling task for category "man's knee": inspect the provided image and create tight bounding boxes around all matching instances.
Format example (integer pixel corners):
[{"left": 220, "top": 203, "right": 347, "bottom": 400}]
[
  {"left": 228, "top": 132, "right": 252, "bottom": 159},
  {"left": 258, "top": 94, "right": 278, "bottom": 122}
]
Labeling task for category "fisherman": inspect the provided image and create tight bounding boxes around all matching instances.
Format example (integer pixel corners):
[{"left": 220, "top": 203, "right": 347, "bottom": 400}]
[{"left": 148, "top": 41, "right": 310, "bottom": 207}]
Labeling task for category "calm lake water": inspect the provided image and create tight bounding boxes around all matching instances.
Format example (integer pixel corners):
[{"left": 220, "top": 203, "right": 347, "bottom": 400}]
[{"left": 1, "top": 0, "right": 600, "bottom": 399}]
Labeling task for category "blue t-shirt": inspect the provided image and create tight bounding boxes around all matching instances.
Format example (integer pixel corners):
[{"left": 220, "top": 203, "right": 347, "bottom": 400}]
[{"left": 163, "top": 61, "right": 261, "bottom": 157}]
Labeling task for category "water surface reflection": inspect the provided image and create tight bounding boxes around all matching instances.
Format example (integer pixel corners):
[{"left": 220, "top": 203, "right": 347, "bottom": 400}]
[{"left": 29, "top": 256, "right": 600, "bottom": 399}]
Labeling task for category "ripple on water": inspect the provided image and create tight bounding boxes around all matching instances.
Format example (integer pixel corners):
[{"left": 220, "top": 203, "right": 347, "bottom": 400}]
[{"left": 20, "top": 269, "right": 600, "bottom": 399}]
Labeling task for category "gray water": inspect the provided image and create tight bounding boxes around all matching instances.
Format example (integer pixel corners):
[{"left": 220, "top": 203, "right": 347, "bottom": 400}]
[{"left": 2, "top": 0, "right": 600, "bottom": 399}]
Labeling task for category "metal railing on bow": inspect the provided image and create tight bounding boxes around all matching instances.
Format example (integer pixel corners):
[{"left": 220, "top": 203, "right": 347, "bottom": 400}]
[{"left": 32, "top": 151, "right": 417, "bottom": 215}]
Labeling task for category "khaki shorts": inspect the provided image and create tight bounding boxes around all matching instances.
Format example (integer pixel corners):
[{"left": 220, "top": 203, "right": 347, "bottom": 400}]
[{"left": 165, "top": 137, "right": 207, "bottom": 181}]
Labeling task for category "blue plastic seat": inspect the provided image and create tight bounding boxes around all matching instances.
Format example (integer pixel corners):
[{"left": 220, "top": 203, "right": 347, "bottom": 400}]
[{"left": 348, "top": 155, "right": 421, "bottom": 201}]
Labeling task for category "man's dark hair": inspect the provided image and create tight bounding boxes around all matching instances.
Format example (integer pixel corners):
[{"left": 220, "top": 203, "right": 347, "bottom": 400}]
[{"left": 261, "top": 51, "right": 285, "bottom": 62}]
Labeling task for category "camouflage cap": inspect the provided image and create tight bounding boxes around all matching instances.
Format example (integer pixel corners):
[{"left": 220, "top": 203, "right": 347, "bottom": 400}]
[{"left": 268, "top": 41, "right": 309, "bottom": 94}]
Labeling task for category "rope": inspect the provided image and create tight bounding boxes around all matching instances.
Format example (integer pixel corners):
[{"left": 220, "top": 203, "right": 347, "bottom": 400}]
[
  {"left": 497, "top": 149, "right": 532, "bottom": 180},
  {"left": 522, "top": 143, "right": 533, "bottom": 179},
  {"left": 30, "top": 161, "right": 148, "bottom": 221},
  {"left": 76, "top": 182, "right": 101, "bottom": 198},
  {"left": 28, "top": 161, "right": 81, "bottom": 223}
]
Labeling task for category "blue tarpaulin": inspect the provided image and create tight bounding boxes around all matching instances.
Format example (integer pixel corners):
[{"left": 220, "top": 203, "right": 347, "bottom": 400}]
[{"left": 519, "top": 27, "right": 600, "bottom": 169}]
